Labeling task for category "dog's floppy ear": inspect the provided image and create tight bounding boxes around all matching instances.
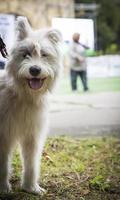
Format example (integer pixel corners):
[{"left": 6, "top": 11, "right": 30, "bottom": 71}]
[
  {"left": 16, "top": 16, "right": 32, "bottom": 41},
  {"left": 47, "top": 29, "right": 62, "bottom": 44}
]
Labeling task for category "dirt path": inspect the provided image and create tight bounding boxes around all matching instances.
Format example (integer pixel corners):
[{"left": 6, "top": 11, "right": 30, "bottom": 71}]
[{"left": 49, "top": 92, "right": 120, "bottom": 136}]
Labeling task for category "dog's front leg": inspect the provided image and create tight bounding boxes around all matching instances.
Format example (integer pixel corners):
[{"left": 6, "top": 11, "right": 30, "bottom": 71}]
[
  {"left": 21, "top": 136, "right": 45, "bottom": 194},
  {"left": 0, "top": 142, "right": 12, "bottom": 193}
]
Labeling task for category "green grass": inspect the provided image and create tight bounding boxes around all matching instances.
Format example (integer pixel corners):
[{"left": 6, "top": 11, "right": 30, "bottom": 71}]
[
  {"left": 56, "top": 76, "right": 120, "bottom": 95},
  {"left": 0, "top": 136, "right": 120, "bottom": 200}
]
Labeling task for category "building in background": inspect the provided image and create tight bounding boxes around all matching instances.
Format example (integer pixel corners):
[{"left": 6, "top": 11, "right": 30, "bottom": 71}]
[{"left": 0, "top": 0, "right": 74, "bottom": 28}]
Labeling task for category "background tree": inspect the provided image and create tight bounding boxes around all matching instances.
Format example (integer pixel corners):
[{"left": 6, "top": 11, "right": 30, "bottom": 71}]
[{"left": 75, "top": 0, "right": 120, "bottom": 52}]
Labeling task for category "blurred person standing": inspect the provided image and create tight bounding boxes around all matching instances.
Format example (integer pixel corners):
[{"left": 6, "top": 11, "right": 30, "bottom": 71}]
[{"left": 69, "top": 33, "right": 89, "bottom": 92}]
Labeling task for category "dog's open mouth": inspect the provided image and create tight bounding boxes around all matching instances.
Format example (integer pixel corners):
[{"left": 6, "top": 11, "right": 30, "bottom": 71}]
[{"left": 27, "top": 78, "right": 46, "bottom": 90}]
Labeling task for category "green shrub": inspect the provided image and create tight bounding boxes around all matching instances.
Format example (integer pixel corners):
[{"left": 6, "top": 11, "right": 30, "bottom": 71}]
[{"left": 105, "top": 43, "right": 118, "bottom": 54}]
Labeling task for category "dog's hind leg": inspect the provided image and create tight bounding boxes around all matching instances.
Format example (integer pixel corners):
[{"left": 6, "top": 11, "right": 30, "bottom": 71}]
[
  {"left": 20, "top": 136, "right": 45, "bottom": 194},
  {"left": 0, "top": 138, "right": 12, "bottom": 193}
]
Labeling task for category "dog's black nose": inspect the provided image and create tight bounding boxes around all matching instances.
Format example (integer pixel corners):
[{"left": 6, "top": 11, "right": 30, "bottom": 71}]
[{"left": 29, "top": 66, "right": 41, "bottom": 76}]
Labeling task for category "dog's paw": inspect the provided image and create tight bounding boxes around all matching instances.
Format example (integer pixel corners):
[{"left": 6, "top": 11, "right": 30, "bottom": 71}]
[
  {"left": 22, "top": 184, "right": 46, "bottom": 195},
  {"left": 0, "top": 182, "right": 12, "bottom": 193}
]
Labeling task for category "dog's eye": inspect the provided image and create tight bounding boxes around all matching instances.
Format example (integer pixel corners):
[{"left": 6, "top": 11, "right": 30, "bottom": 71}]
[
  {"left": 41, "top": 50, "right": 48, "bottom": 57},
  {"left": 23, "top": 52, "right": 31, "bottom": 59}
]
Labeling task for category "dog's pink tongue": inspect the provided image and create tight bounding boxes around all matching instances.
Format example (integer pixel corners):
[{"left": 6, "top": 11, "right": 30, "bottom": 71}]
[{"left": 29, "top": 78, "right": 43, "bottom": 90}]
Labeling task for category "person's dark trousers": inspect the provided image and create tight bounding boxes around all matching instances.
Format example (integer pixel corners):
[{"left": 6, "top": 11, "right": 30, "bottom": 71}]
[
  {"left": 78, "top": 70, "right": 88, "bottom": 91},
  {"left": 70, "top": 69, "right": 88, "bottom": 91},
  {"left": 70, "top": 69, "right": 78, "bottom": 90}
]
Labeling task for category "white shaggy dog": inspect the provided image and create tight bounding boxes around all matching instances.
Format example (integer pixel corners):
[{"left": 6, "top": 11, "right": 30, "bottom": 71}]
[{"left": 0, "top": 17, "right": 62, "bottom": 194}]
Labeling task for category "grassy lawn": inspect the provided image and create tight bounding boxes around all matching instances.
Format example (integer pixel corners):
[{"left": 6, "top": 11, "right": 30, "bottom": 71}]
[
  {"left": 56, "top": 77, "right": 120, "bottom": 95},
  {"left": 0, "top": 136, "right": 120, "bottom": 200}
]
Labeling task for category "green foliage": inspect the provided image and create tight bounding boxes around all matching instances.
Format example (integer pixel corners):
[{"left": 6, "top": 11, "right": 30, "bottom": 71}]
[
  {"left": 96, "top": 50, "right": 104, "bottom": 56},
  {"left": 90, "top": 175, "right": 110, "bottom": 191},
  {"left": 106, "top": 43, "right": 118, "bottom": 54},
  {"left": 97, "top": 22, "right": 116, "bottom": 51}
]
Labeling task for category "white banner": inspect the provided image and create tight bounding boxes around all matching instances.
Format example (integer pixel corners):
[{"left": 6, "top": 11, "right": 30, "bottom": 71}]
[{"left": 52, "top": 18, "right": 94, "bottom": 50}]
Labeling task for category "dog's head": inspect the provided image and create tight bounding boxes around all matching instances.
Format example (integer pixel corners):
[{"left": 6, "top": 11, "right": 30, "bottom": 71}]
[{"left": 7, "top": 17, "right": 62, "bottom": 95}]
